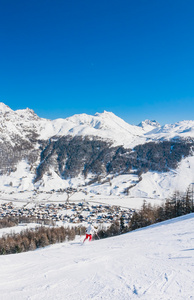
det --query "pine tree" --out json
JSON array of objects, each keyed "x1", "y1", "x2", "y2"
[{"x1": 120, "y1": 216, "x2": 125, "y2": 233}]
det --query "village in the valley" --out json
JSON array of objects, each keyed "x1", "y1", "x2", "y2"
[{"x1": 0, "y1": 200, "x2": 134, "y2": 226}]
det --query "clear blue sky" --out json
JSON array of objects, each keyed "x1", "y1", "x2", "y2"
[{"x1": 0, "y1": 0, "x2": 194, "y2": 125}]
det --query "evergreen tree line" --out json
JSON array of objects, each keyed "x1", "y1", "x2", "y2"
[
  {"x1": 35, "y1": 136, "x2": 194, "y2": 182},
  {"x1": 95, "y1": 186, "x2": 194, "y2": 238},
  {"x1": 94, "y1": 220, "x2": 121, "y2": 240},
  {"x1": 129, "y1": 187, "x2": 194, "y2": 231},
  {"x1": 0, "y1": 225, "x2": 86, "y2": 255}
]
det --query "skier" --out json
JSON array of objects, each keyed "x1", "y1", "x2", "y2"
[{"x1": 83, "y1": 222, "x2": 96, "y2": 243}]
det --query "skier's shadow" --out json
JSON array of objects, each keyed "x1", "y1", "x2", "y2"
[{"x1": 70, "y1": 242, "x2": 82, "y2": 245}]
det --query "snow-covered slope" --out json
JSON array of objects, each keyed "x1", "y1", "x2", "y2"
[
  {"x1": 1, "y1": 103, "x2": 145, "y2": 147},
  {"x1": 146, "y1": 120, "x2": 194, "y2": 141},
  {"x1": 59, "y1": 111, "x2": 146, "y2": 147},
  {"x1": 138, "y1": 119, "x2": 161, "y2": 132},
  {"x1": 1, "y1": 102, "x2": 194, "y2": 146},
  {"x1": 1, "y1": 213, "x2": 194, "y2": 299},
  {"x1": 0, "y1": 102, "x2": 194, "y2": 202}
]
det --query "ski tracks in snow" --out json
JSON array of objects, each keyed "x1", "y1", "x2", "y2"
[
  {"x1": 1, "y1": 214, "x2": 194, "y2": 300},
  {"x1": 141, "y1": 270, "x2": 177, "y2": 297}
]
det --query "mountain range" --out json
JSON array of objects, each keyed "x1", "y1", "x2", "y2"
[{"x1": 0, "y1": 102, "x2": 194, "y2": 203}]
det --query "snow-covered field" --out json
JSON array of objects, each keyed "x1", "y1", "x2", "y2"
[{"x1": 0, "y1": 214, "x2": 194, "y2": 300}]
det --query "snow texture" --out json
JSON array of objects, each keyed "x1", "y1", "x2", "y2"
[{"x1": 0, "y1": 213, "x2": 194, "y2": 299}]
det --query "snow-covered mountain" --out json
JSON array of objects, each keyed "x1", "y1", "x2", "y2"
[
  {"x1": 146, "y1": 120, "x2": 194, "y2": 141},
  {"x1": 138, "y1": 119, "x2": 161, "y2": 131},
  {"x1": 0, "y1": 102, "x2": 194, "y2": 203},
  {"x1": 0, "y1": 103, "x2": 147, "y2": 147},
  {"x1": 1, "y1": 102, "x2": 194, "y2": 146},
  {"x1": 1, "y1": 213, "x2": 194, "y2": 299}
]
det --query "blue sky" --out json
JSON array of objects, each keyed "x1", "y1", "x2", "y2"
[{"x1": 0, "y1": 0, "x2": 194, "y2": 125}]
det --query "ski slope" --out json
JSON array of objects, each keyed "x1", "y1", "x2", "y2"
[{"x1": 0, "y1": 214, "x2": 194, "y2": 300}]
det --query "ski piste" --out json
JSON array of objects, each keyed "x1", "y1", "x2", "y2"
[{"x1": 1, "y1": 214, "x2": 193, "y2": 299}]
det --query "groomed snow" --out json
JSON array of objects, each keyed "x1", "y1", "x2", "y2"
[{"x1": 0, "y1": 214, "x2": 194, "y2": 299}]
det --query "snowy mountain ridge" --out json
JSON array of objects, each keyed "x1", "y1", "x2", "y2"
[
  {"x1": 138, "y1": 119, "x2": 161, "y2": 131},
  {"x1": 0, "y1": 102, "x2": 194, "y2": 202},
  {"x1": 1, "y1": 102, "x2": 194, "y2": 147}
]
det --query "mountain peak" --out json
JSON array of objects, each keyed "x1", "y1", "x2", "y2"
[
  {"x1": 16, "y1": 107, "x2": 40, "y2": 121},
  {"x1": 95, "y1": 110, "x2": 115, "y2": 117},
  {"x1": 138, "y1": 119, "x2": 160, "y2": 128},
  {"x1": 0, "y1": 102, "x2": 12, "y2": 114}
]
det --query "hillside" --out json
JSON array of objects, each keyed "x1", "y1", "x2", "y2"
[
  {"x1": 0, "y1": 213, "x2": 193, "y2": 299},
  {"x1": 0, "y1": 102, "x2": 194, "y2": 204}
]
